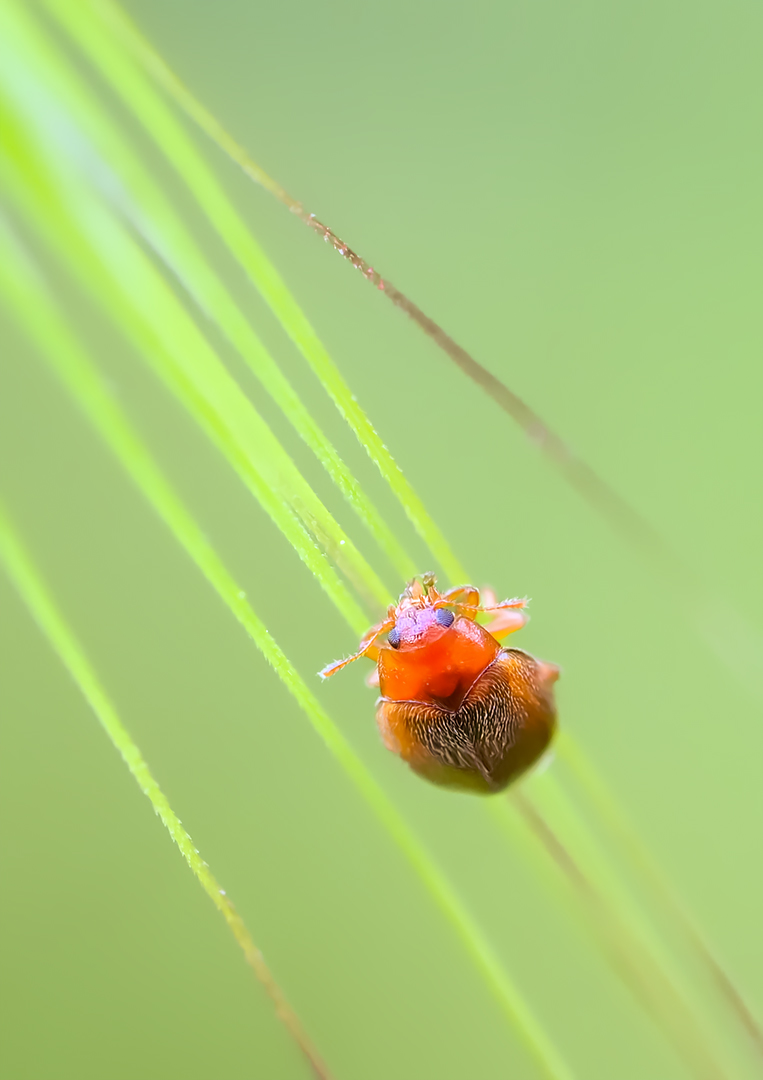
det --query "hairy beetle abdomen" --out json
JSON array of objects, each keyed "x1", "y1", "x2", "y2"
[{"x1": 376, "y1": 649, "x2": 558, "y2": 794}]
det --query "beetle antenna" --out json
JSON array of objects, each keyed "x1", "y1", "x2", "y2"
[
  {"x1": 318, "y1": 617, "x2": 395, "y2": 679},
  {"x1": 318, "y1": 653, "x2": 361, "y2": 679},
  {"x1": 456, "y1": 596, "x2": 530, "y2": 614}
]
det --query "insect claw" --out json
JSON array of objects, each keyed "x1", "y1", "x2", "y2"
[{"x1": 318, "y1": 656, "x2": 348, "y2": 679}]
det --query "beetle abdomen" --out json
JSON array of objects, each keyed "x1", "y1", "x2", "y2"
[{"x1": 376, "y1": 649, "x2": 558, "y2": 794}]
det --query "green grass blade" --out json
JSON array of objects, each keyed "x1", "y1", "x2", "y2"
[
  {"x1": 0, "y1": 30, "x2": 383, "y2": 627},
  {"x1": 0, "y1": 218, "x2": 574, "y2": 1080},
  {"x1": 13, "y1": 0, "x2": 416, "y2": 588},
  {"x1": 0, "y1": 498, "x2": 333, "y2": 1080},
  {"x1": 50, "y1": 0, "x2": 469, "y2": 588}
]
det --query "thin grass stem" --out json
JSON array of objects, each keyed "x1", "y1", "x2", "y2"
[
  {"x1": 0, "y1": 32, "x2": 383, "y2": 629},
  {"x1": 21, "y1": 0, "x2": 416, "y2": 589},
  {"x1": 51, "y1": 0, "x2": 469, "y2": 588},
  {"x1": 72, "y1": 0, "x2": 674, "y2": 572},
  {"x1": 490, "y1": 791, "x2": 752, "y2": 1080},
  {"x1": 556, "y1": 732, "x2": 763, "y2": 1059},
  {"x1": 0, "y1": 503, "x2": 333, "y2": 1080}
]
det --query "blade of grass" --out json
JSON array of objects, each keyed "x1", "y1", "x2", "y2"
[
  {"x1": 0, "y1": 501, "x2": 333, "y2": 1080},
  {"x1": 0, "y1": 44, "x2": 383, "y2": 628},
  {"x1": 0, "y1": 217, "x2": 575, "y2": 1080},
  {"x1": 48, "y1": 0, "x2": 469, "y2": 588},
  {"x1": 68, "y1": 0, "x2": 671, "y2": 576},
  {"x1": 9, "y1": 0, "x2": 417, "y2": 589}
]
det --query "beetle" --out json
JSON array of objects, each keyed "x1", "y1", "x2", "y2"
[{"x1": 320, "y1": 574, "x2": 559, "y2": 794}]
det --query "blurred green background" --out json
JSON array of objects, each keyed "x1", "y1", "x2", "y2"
[{"x1": 1, "y1": 0, "x2": 762, "y2": 1077}]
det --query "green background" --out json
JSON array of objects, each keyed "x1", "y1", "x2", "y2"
[{"x1": 2, "y1": 1, "x2": 762, "y2": 1077}]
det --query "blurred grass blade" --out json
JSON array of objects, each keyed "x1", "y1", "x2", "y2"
[
  {"x1": 14, "y1": 0, "x2": 416, "y2": 589},
  {"x1": 0, "y1": 24, "x2": 384, "y2": 629},
  {"x1": 490, "y1": 788, "x2": 754, "y2": 1080},
  {"x1": 72, "y1": 0, "x2": 645, "y2": 573},
  {"x1": 49, "y1": 0, "x2": 469, "y2": 588},
  {"x1": 557, "y1": 733, "x2": 763, "y2": 1059},
  {"x1": 0, "y1": 219, "x2": 575, "y2": 1080},
  {"x1": 0, "y1": 501, "x2": 333, "y2": 1080}
]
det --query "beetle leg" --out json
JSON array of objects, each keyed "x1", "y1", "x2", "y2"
[
  {"x1": 319, "y1": 615, "x2": 394, "y2": 679},
  {"x1": 439, "y1": 584, "x2": 481, "y2": 619},
  {"x1": 439, "y1": 586, "x2": 527, "y2": 637},
  {"x1": 480, "y1": 587, "x2": 498, "y2": 609},
  {"x1": 449, "y1": 586, "x2": 529, "y2": 639},
  {"x1": 483, "y1": 605, "x2": 529, "y2": 641}
]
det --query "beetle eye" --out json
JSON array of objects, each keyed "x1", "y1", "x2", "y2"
[
  {"x1": 435, "y1": 608, "x2": 455, "y2": 628},
  {"x1": 388, "y1": 627, "x2": 401, "y2": 648}
]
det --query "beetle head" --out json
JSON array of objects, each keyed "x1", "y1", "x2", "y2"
[{"x1": 387, "y1": 575, "x2": 455, "y2": 649}]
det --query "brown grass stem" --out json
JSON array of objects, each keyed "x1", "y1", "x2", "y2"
[
  {"x1": 558, "y1": 733, "x2": 763, "y2": 1061},
  {"x1": 501, "y1": 790, "x2": 738, "y2": 1080}
]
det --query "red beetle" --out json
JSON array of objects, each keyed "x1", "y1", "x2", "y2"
[{"x1": 320, "y1": 574, "x2": 559, "y2": 794}]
